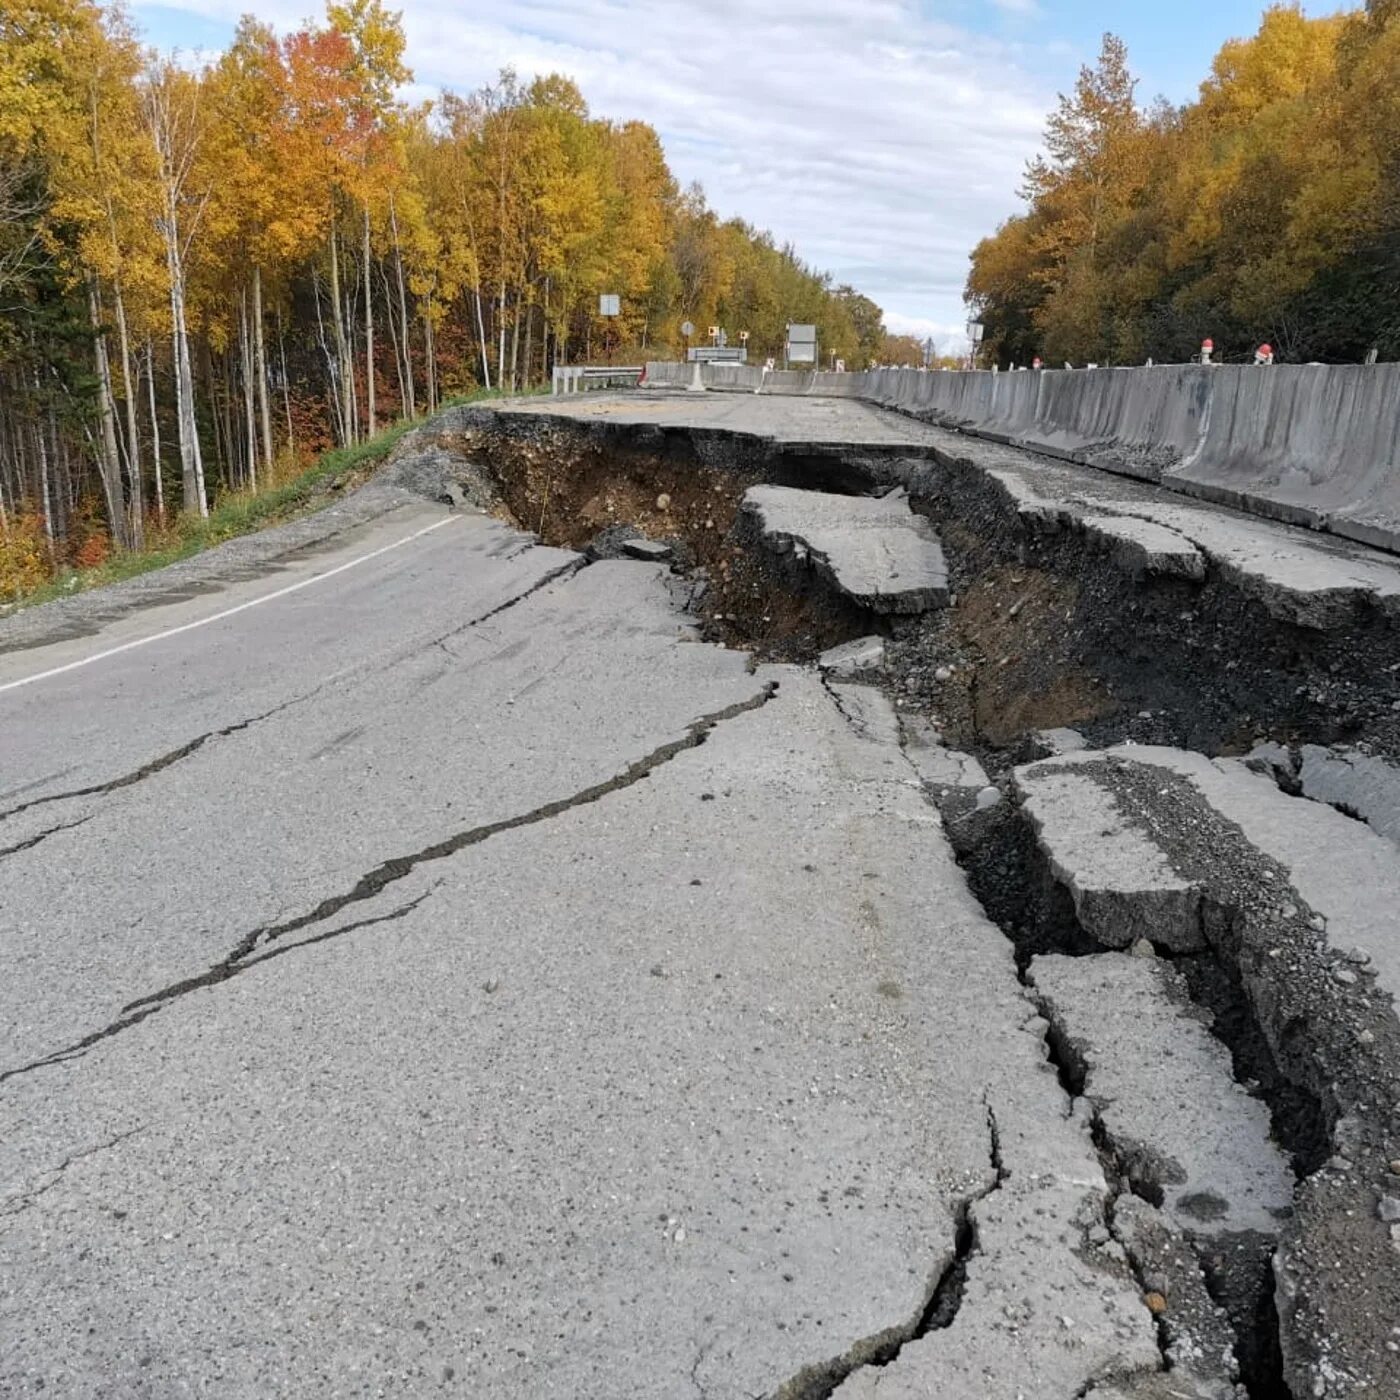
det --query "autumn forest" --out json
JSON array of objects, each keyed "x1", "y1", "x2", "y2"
[
  {"x1": 968, "y1": 2, "x2": 1400, "y2": 371},
  {"x1": 0, "y1": 0, "x2": 893, "y2": 587},
  {"x1": 6, "y1": 0, "x2": 1400, "y2": 593}
]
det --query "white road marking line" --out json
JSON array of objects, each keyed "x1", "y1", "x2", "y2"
[{"x1": 0, "y1": 514, "x2": 460, "y2": 697}]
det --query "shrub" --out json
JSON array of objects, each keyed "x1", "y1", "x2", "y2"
[{"x1": 0, "y1": 515, "x2": 53, "y2": 598}]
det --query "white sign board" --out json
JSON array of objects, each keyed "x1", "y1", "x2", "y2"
[
  {"x1": 599, "y1": 294, "x2": 620, "y2": 317},
  {"x1": 787, "y1": 323, "x2": 818, "y2": 365}
]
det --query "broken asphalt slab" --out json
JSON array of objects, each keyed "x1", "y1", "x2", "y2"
[{"x1": 741, "y1": 484, "x2": 949, "y2": 614}]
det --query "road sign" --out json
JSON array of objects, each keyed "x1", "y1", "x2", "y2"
[
  {"x1": 599, "y1": 293, "x2": 620, "y2": 317},
  {"x1": 787, "y1": 323, "x2": 817, "y2": 366},
  {"x1": 681, "y1": 320, "x2": 695, "y2": 338},
  {"x1": 966, "y1": 321, "x2": 984, "y2": 344}
]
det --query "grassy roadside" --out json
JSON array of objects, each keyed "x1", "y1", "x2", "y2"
[{"x1": 6, "y1": 389, "x2": 515, "y2": 615}]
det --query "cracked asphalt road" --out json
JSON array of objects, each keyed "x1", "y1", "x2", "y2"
[{"x1": 1, "y1": 495, "x2": 1159, "y2": 1397}]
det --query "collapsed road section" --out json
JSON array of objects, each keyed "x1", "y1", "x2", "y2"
[{"x1": 382, "y1": 389, "x2": 1400, "y2": 1397}]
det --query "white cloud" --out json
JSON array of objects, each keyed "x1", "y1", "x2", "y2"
[
  {"x1": 883, "y1": 310, "x2": 972, "y2": 344},
  {"x1": 136, "y1": 0, "x2": 1055, "y2": 331}
]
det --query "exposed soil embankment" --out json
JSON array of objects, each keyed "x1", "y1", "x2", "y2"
[
  {"x1": 409, "y1": 411, "x2": 877, "y2": 661},
  {"x1": 881, "y1": 449, "x2": 1400, "y2": 767},
  {"x1": 391, "y1": 405, "x2": 1400, "y2": 768}
]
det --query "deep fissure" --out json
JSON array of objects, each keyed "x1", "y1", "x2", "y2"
[
  {"x1": 409, "y1": 408, "x2": 1398, "y2": 1398},
  {"x1": 940, "y1": 779, "x2": 1312, "y2": 1398}
]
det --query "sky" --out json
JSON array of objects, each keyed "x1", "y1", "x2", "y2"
[{"x1": 131, "y1": 0, "x2": 1351, "y2": 349}]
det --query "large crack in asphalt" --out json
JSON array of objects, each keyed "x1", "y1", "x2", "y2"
[
  {"x1": 436, "y1": 555, "x2": 587, "y2": 643},
  {"x1": 0, "y1": 683, "x2": 778, "y2": 1088},
  {"x1": 0, "y1": 694, "x2": 316, "y2": 831},
  {"x1": 768, "y1": 1095, "x2": 1007, "y2": 1400},
  {"x1": 940, "y1": 760, "x2": 1324, "y2": 1398},
  {"x1": 0, "y1": 814, "x2": 93, "y2": 860},
  {"x1": 0, "y1": 556, "x2": 589, "y2": 843}
]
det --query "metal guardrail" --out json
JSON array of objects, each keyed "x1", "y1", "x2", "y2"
[{"x1": 551, "y1": 365, "x2": 646, "y2": 395}]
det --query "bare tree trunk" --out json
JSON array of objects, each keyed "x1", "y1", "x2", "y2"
[
  {"x1": 87, "y1": 280, "x2": 131, "y2": 548},
  {"x1": 389, "y1": 196, "x2": 414, "y2": 417},
  {"x1": 328, "y1": 223, "x2": 354, "y2": 444},
  {"x1": 239, "y1": 282, "x2": 257, "y2": 491},
  {"x1": 277, "y1": 306, "x2": 294, "y2": 452},
  {"x1": 146, "y1": 67, "x2": 207, "y2": 517},
  {"x1": 32, "y1": 371, "x2": 54, "y2": 561},
  {"x1": 49, "y1": 398, "x2": 68, "y2": 545},
  {"x1": 383, "y1": 263, "x2": 407, "y2": 414},
  {"x1": 202, "y1": 336, "x2": 228, "y2": 492},
  {"x1": 510, "y1": 291, "x2": 522, "y2": 392},
  {"x1": 91, "y1": 77, "x2": 143, "y2": 548},
  {"x1": 146, "y1": 338, "x2": 164, "y2": 524},
  {"x1": 363, "y1": 202, "x2": 375, "y2": 436},
  {"x1": 170, "y1": 260, "x2": 205, "y2": 515},
  {"x1": 252, "y1": 263, "x2": 274, "y2": 469},
  {"x1": 111, "y1": 280, "x2": 144, "y2": 548},
  {"x1": 423, "y1": 296, "x2": 437, "y2": 413},
  {"x1": 542, "y1": 275, "x2": 551, "y2": 381},
  {"x1": 474, "y1": 285, "x2": 491, "y2": 390},
  {"x1": 497, "y1": 279, "x2": 507, "y2": 391},
  {"x1": 462, "y1": 214, "x2": 491, "y2": 390}
]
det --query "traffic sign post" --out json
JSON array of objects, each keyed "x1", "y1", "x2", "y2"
[
  {"x1": 599, "y1": 294, "x2": 620, "y2": 365},
  {"x1": 966, "y1": 320, "x2": 984, "y2": 371},
  {"x1": 786, "y1": 323, "x2": 817, "y2": 369}
]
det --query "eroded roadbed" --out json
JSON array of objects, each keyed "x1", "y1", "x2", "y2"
[
  {"x1": 2, "y1": 392, "x2": 1399, "y2": 1398},
  {"x1": 378, "y1": 391, "x2": 1400, "y2": 1396}
]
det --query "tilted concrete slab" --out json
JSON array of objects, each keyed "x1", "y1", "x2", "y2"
[
  {"x1": 1106, "y1": 746, "x2": 1400, "y2": 1005},
  {"x1": 741, "y1": 484, "x2": 949, "y2": 614},
  {"x1": 898, "y1": 715, "x2": 990, "y2": 790},
  {"x1": 1298, "y1": 745, "x2": 1400, "y2": 849},
  {"x1": 1108, "y1": 1194, "x2": 1242, "y2": 1394},
  {"x1": 832, "y1": 1164, "x2": 1163, "y2": 1399},
  {"x1": 1011, "y1": 763, "x2": 1203, "y2": 952},
  {"x1": 1033, "y1": 727, "x2": 1090, "y2": 757},
  {"x1": 1030, "y1": 953, "x2": 1293, "y2": 1239},
  {"x1": 1016, "y1": 745, "x2": 1400, "y2": 1005},
  {"x1": 1077, "y1": 513, "x2": 1207, "y2": 581},
  {"x1": 939, "y1": 433, "x2": 1400, "y2": 629},
  {"x1": 818, "y1": 634, "x2": 886, "y2": 677}
]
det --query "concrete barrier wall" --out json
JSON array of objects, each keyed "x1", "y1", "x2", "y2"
[
  {"x1": 1165, "y1": 363, "x2": 1400, "y2": 550},
  {"x1": 641, "y1": 360, "x2": 1400, "y2": 554}
]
